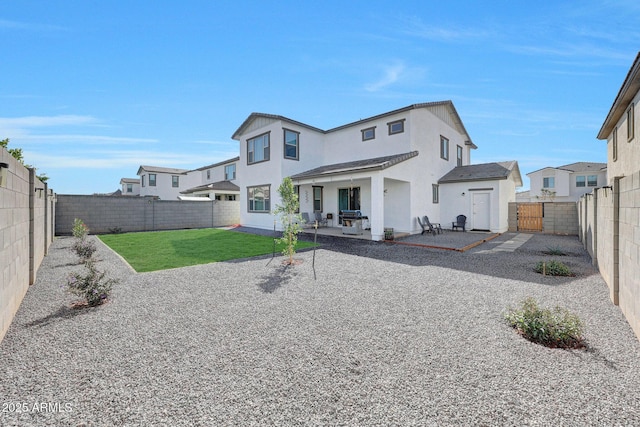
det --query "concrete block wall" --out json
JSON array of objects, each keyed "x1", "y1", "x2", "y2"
[
  {"x1": 56, "y1": 195, "x2": 240, "y2": 235},
  {"x1": 507, "y1": 203, "x2": 518, "y2": 232},
  {"x1": 542, "y1": 202, "x2": 579, "y2": 235},
  {"x1": 618, "y1": 172, "x2": 640, "y2": 338},
  {"x1": 1, "y1": 148, "x2": 54, "y2": 343}
]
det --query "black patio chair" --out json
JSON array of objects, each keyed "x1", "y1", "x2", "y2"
[{"x1": 452, "y1": 215, "x2": 467, "y2": 232}]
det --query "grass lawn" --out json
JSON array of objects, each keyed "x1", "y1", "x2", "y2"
[{"x1": 98, "y1": 228, "x2": 316, "y2": 272}]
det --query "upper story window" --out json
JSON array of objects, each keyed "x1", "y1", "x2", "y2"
[
  {"x1": 206, "y1": 170, "x2": 211, "y2": 180},
  {"x1": 543, "y1": 177, "x2": 555, "y2": 189},
  {"x1": 149, "y1": 174, "x2": 157, "y2": 187},
  {"x1": 172, "y1": 175, "x2": 179, "y2": 188},
  {"x1": 440, "y1": 136, "x2": 449, "y2": 160},
  {"x1": 576, "y1": 176, "x2": 586, "y2": 187},
  {"x1": 361, "y1": 127, "x2": 376, "y2": 141},
  {"x1": 141, "y1": 175, "x2": 146, "y2": 187},
  {"x1": 225, "y1": 164, "x2": 236, "y2": 180},
  {"x1": 247, "y1": 132, "x2": 270, "y2": 164},
  {"x1": 387, "y1": 119, "x2": 405, "y2": 135},
  {"x1": 613, "y1": 127, "x2": 618, "y2": 161},
  {"x1": 283, "y1": 129, "x2": 299, "y2": 160},
  {"x1": 587, "y1": 175, "x2": 598, "y2": 187},
  {"x1": 126, "y1": 184, "x2": 133, "y2": 193},
  {"x1": 627, "y1": 103, "x2": 635, "y2": 141},
  {"x1": 432, "y1": 184, "x2": 439, "y2": 204},
  {"x1": 248, "y1": 185, "x2": 270, "y2": 212},
  {"x1": 456, "y1": 145, "x2": 463, "y2": 166}
]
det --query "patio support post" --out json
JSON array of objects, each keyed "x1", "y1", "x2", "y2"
[{"x1": 370, "y1": 174, "x2": 385, "y2": 241}]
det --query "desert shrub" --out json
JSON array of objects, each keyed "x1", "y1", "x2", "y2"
[
  {"x1": 66, "y1": 260, "x2": 118, "y2": 306},
  {"x1": 72, "y1": 238, "x2": 97, "y2": 262},
  {"x1": 108, "y1": 226, "x2": 122, "y2": 234},
  {"x1": 72, "y1": 218, "x2": 89, "y2": 239},
  {"x1": 535, "y1": 260, "x2": 572, "y2": 276},
  {"x1": 504, "y1": 297, "x2": 585, "y2": 349},
  {"x1": 544, "y1": 246, "x2": 567, "y2": 256}
]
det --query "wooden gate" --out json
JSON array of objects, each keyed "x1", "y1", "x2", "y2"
[{"x1": 517, "y1": 203, "x2": 543, "y2": 232}]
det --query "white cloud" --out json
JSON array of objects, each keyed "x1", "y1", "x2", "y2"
[
  {"x1": 0, "y1": 19, "x2": 66, "y2": 32},
  {"x1": 364, "y1": 62, "x2": 406, "y2": 92},
  {"x1": 0, "y1": 115, "x2": 97, "y2": 128}
]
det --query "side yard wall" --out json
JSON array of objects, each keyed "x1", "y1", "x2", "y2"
[
  {"x1": 55, "y1": 195, "x2": 240, "y2": 235},
  {"x1": 579, "y1": 174, "x2": 640, "y2": 340},
  {"x1": 508, "y1": 202, "x2": 578, "y2": 234},
  {"x1": 1, "y1": 148, "x2": 55, "y2": 343}
]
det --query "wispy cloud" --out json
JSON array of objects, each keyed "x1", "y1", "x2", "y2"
[
  {"x1": 0, "y1": 115, "x2": 97, "y2": 128},
  {"x1": 399, "y1": 16, "x2": 492, "y2": 42},
  {"x1": 365, "y1": 63, "x2": 406, "y2": 92},
  {"x1": 19, "y1": 134, "x2": 157, "y2": 145},
  {"x1": 0, "y1": 19, "x2": 66, "y2": 32}
]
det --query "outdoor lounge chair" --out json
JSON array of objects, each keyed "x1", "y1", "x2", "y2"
[
  {"x1": 300, "y1": 212, "x2": 313, "y2": 228},
  {"x1": 424, "y1": 216, "x2": 442, "y2": 234},
  {"x1": 452, "y1": 215, "x2": 467, "y2": 232},
  {"x1": 417, "y1": 216, "x2": 440, "y2": 236},
  {"x1": 314, "y1": 212, "x2": 328, "y2": 227}
]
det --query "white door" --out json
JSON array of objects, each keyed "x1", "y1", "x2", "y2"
[{"x1": 472, "y1": 193, "x2": 491, "y2": 231}]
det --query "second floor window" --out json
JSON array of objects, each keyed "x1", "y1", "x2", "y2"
[
  {"x1": 543, "y1": 177, "x2": 555, "y2": 188},
  {"x1": 587, "y1": 175, "x2": 598, "y2": 187},
  {"x1": 628, "y1": 103, "x2": 635, "y2": 141},
  {"x1": 576, "y1": 176, "x2": 586, "y2": 187},
  {"x1": 284, "y1": 129, "x2": 299, "y2": 160},
  {"x1": 248, "y1": 133, "x2": 270, "y2": 164},
  {"x1": 456, "y1": 145, "x2": 463, "y2": 166},
  {"x1": 172, "y1": 176, "x2": 179, "y2": 188},
  {"x1": 440, "y1": 136, "x2": 449, "y2": 160},
  {"x1": 225, "y1": 164, "x2": 236, "y2": 180},
  {"x1": 207, "y1": 170, "x2": 210, "y2": 180},
  {"x1": 141, "y1": 176, "x2": 145, "y2": 187},
  {"x1": 432, "y1": 184, "x2": 439, "y2": 204},
  {"x1": 388, "y1": 120, "x2": 404, "y2": 135},
  {"x1": 362, "y1": 127, "x2": 375, "y2": 141},
  {"x1": 149, "y1": 174, "x2": 156, "y2": 187},
  {"x1": 127, "y1": 184, "x2": 133, "y2": 193}
]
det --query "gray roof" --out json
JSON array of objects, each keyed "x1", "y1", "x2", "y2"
[
  {"x1": 598, "y1": 51, "x2": 640, "y2": 139},
  {"x1": 290, "y1": 151, "x2": 419, "y2": 180},
  {"x1": 180, "y1": 180, "x2": 240, "y2": 194},
  {"x1": 527, "y1": 162, "x2": 607, "y2": 175},
  {"x1": 439, "y1": 161, "x2": 522, "y2": 186},
  {"x1": 137, "y1": 165, "x2": 190, "y2": 175},
  {"x1": 119, "y1": 178, "x2": 140, "y2": 184},
  {"x1": 193, "y1": 156, "x2": 240, "y2": 171}
]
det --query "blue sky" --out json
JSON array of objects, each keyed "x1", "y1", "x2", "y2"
[{"x1": 1, "y1": 1, "x2": 638, "y2": 194}]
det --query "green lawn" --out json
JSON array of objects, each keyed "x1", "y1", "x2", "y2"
[{"x1": 98, "y1": 228, "x2": 316, "y2": 272}]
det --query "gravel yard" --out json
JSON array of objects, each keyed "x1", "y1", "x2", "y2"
[{"x1": 1, "y1": 231, "x2": 639, "y2": 426}]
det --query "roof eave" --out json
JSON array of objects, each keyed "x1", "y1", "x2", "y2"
[{"x1": 598, "y1": 51, "x2": 640, "y2": 140}]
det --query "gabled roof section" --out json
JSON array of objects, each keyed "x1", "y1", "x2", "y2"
[
  {"x1": 290, "y1": 151, "x2": 419, "y2": 180},
  {"x1": 193, "y1": 156, "x2": 240, "y2": 172},
  {"x1": 119, "y1": 178, "x2": 140, "y2": 184},
  {"x1": 137, "y1": 165, "x2": 189, "y2": 175},
  {"x1": 180, "y1": 180, "x2": 240, "y2": 194},
  {"x1": 527, "y1": 162, "x2": 607, "y2": 175},
  {"x1": 232, "y1": 113, "x2": 324, "y2": 140},
  {"x1": 232, "y1": 101, "x2": 476, "y2": 148},
  {"x1": 598, "y1": 51, "x2": 640, "y2": 140},
  {"x1": 439, "y1": 161, "x2": 522, "y2": 187}
]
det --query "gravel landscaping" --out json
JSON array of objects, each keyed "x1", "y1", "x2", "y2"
[{"x1": 1, "y1": 231, "x2": 640, "y2": 426}]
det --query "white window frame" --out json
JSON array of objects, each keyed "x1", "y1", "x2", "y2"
[
  {"x1": 283, "y1": 129, "x2": 299, "y2": 160},
  {"x1": 543, "y1": 177, "x2": 555, "y2": 189},
  {"x1": 440, "y1": 136, "x2": 449, "y2": 160},
  {"x1": 149, "y1": 174, "x2": 156, "y2": 187},
  {"x1": 225, "y1": 164, "x2": 236, "y2": 180},
  {"x1": 248, "y1": 185, "x2": 270, "y2": 212},
  {"x1": 172, "y1": 175, "x2": 179, "y2": 188},
  {"x1": 576, "y1": 176, "x2": 586, "y2": 187},
  {"x1": 247, "y1": 132, "x2": 270, "y2": 164},
  {"x1": 587, "y1": 175, "x2": 598, "y2": 187},
  {"x1": 628, "y1": 103, "x2": 635, "y2": 142},
  {"x1": 432, "y1": 184, "x2": 439, "y2": 204}
]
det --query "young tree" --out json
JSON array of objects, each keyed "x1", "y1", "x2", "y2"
[
  {"x1": 274, "y1": 177, "x2": 303, "y2": 264},
  {"x1": 1, "y1": 138, "x2": 49, "y2": 182}
]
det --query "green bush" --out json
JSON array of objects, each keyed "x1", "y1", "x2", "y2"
[
  {"x1": 66, "y1": 260, "x2": 118, "y2": 306},
  {"x1": 504, "y1": 297, "x2": 586, "y2": 349},
  {"x1": 72, "y1": 238, "x2": 97, "y2": 262},
  {"x1": 535, "y1": 260, "x2": 573, "y2": 276},
  {"x1": 72, "y1": 218, "x2": 89, "y2": 239},
  {"x1": 544, "y1": 246, "x2": 566, "y2": 256}
]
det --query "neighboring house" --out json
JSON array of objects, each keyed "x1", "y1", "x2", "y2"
[
  {"x1": 231, "y1": 101, "x2": 517, "y2": 240},
  {"x1": 524, "y1": 162, "x2": 607, "y2": 202},
  {"x1": 119, "y1": 178, "x2": 140, "y2": 196},
  {"x1": 438, "y1": 161, "x2": 522, "y2": 233},
  {"x1": 515, "y1": 190, "x2": 531, "y2": 202},
  {"x1": 137, "y1": 166, "x2": 193, "y2": 200},
  {"x1": 179, "y1": 157, "x2": 240, "y2": 201}
]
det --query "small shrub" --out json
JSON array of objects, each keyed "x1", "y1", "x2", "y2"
[
  {"x1": 535, "y1": 260, "x2": 573, "y2": 276},
  {"x1": 72, "y1": 218, "x2": 89, "y2": 239},
  {"x1": 66, "y1": 260, "x2": 118, "y2": 306},
  {"x1": 72, "y1": 238, "x2": 97, "y2": 262},
  {"x1": 108, "y1": 226, "x2": 122, "y2": 234},
  {"x1": 544, "y1": 246, "x2": 567, "y2": 256},
  {"x1": 504, "y1": 297, "x2": 586, "y2": 349}
]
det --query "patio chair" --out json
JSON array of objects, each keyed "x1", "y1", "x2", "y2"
[
  {"x1": 423, "y1": 216, "x2": 442, "y2": 234},
  {"x1": 452, "y1": 214, "x2": 467, "y2": 232},
  {"x1": 300, "y1": 212, "x2": 313, "y2": 228},
  {"x1": 314, "y1": 212, "x2": 328, "y2": 227},
  {"x1": 417, "y1": 216, "x2": 437, "y2": 236}
]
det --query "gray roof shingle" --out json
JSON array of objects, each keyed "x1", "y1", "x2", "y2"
[
  {"x1": 438, "y1": 161, "x2": 521, "y2": 184},
  {"x1": 290, "y1": 152, "x2": 419, "y2": 180}
]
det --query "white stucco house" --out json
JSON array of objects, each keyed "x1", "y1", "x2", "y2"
[
  {"x1": 524, "y1": 162, "x2": 607, "y2": 202},
  {"x1": 137, "y1": 165, "x2": 195, "y2": 200},
  {"x1": 179, "y1": 157, "x2": 240, "y2": 201},
  {"x1": 119, "y1": 178, "x2": 140, "y2": 196},
  {"x1": 232, "y1": 101, "x2": 520, "y2": 240}
]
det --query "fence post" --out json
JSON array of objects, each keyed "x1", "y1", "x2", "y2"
[{"x1": 28, "y1": 168, "x2": 35, "y2": 285}]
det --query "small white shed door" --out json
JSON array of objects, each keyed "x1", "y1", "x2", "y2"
[{"x1": 472, "y1": 192, "x2": 491, "y2": 231}]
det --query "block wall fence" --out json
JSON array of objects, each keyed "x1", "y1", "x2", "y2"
[
  {"x1": 507, "y1": 202, "x2": 579, "y2": 235},
  {"x1": 1, "y1": 147, "x2": 55, "y2": 343},
  {"x1": 579, "y1": 174, "x2": 640, "y2": 340}
]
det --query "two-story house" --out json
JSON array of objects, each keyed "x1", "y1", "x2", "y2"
[
  {"x1": 179, "y1": 157, "x2": 240, "y2": 201},
  {"x1": 119, "y1": 178, "x2": 140, "y2": 196},
  {"x1": 137, "y1": 166, "x2": 195, "y2": 200},
  {"x1": 232, "y1": 101, "x2": 520, "y2": 240},
  {"x1": 525, "y1": 162, "x2": 607, "y2": 202}
]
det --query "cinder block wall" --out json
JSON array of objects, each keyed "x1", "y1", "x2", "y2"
[
  {"x1": 618, "y1": 172, "x2": 640, "y2": 338},
  {"x1": 1, "y1": 148, "x2": 54, "y2": 343},
  {"x1": 542, "y1": 202, "x2": 579, "y2": 235},
  {"x1": 55, "y1": 195, "x2": 240, "y2": 235}
]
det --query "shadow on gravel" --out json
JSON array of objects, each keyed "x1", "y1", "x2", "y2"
[
  {"x1": 25, "y1": 305, "x2": 93, "y2": 327},
  {"x1": 257, "y1": 263, "x2": 300, "y2": 293}
]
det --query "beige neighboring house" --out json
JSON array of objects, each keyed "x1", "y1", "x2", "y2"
[
  {"x1": 523, "y1": 162, "x2": 607, "y2": 202},
  {"x1": 119, "y1": 178, "x2": 140, "y2": 196}
]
